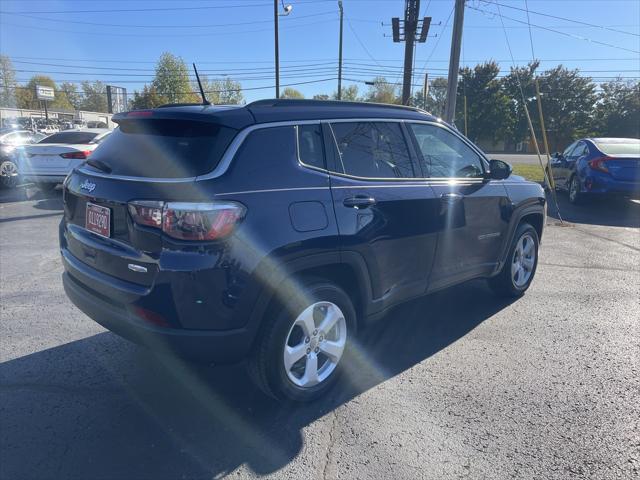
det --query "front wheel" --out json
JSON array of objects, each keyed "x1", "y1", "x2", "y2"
[
  {"x1": 248, "y1": 280, "x2": 356, "y2": 402},
  {"x1": 488, "y1": 223, "x2": 539, "y2": 297}
]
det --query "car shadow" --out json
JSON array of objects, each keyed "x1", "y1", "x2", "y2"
[
  {"x1": 546, "y1": 190, "x2": 640, "y2": 228},
  {"x1": 0, "y1": 280, "x2": 515, "y2": 479},
  {"x1": 0, "y1": 184, "x2": 62, "y2": 208}
]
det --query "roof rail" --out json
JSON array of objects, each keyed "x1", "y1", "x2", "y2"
[{"x1": 246, "y1": 98, "x2": 426, "y2": 113}]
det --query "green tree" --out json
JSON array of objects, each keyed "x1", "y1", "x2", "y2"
[
  {"x1": 455, "y1": 61, "x2": 514, "y2": 145},
  {"x1": 281, "y1": 87, "x2": 304, "y2": 99},
  {"x1": 130, "y1": 85, "x2": 168, "y2": 110},
  {"x1": 364, "y1": 77, "x2": 399, "y2": 104},
  {"x1": 501, "y1": 61, "x2": 540, "y2": 148},
  {"x1": 152, "y1": 52, "x2": 198, "y2": 104},
  {"x1": 16, "y1": 75, "x2": 73, "y2": 111},
  {"x1": 411, "y1": 77, "x2": 448, "y2": 116},
  {"x1": 0, "y1": 55, "x2": 17, "y2": 108},
  {"x1": 595, "y1": 79, "x2": 640, "y2": 138},
  {"x1": 197, "y1": 76, "x2": 244, "y2": 104},
  {"x1": 59, "y1": 82, "x2": 82, "y2": 110},
  {"x1": 332, "y1": 84, "x2": 360, "y2": 101},
  {"x1": 537, "y1": 66, "x2": 597, "y2": 150},
  {"x1": 80, "y1": 81, "x2": 108, "y2": 112}
]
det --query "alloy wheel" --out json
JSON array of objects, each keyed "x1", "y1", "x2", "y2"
[
  {"x1": 569, "y1": 177, "x2": 579, "y2": 203},
  {"x1": 283, "y1": 301, "x2": 347, "y2": 388},
  {"x1": 511, "y1": 233, "x2": 536, "y2": 288},
  {"x1": 0, "y1": 160, "x2": 18, "y2": 188}
]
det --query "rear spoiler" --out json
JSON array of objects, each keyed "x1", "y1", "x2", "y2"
[{"x1": 112, "y1": 108, "x2": 254, "y2": 130}]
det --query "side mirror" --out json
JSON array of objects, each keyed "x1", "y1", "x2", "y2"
[{"x1": 487, "y1": 159, "x2": 512, "y2": 180}]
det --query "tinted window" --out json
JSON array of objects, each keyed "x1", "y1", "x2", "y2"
[
  {"x1": 409, "y1": 123, "x2": 484, "y2": 178},
  {"x1": 562, "y1": 141, "x2": 578, "y2": 158},
  {"x1": 298, "y1": 124, "x2": 325, "y2": 169},
  {"x1": 329, "y1": 122, "x2": 414, "y2": 178},
  {"x1": 40, "y1": 132, "x2": 98, "y2": 144},
  {"x1": 567, "y1": 142, "x2": 588, "y2": 159},
  {"x1": 88, "y1": 120, "x2": 236, "y2": 178}
]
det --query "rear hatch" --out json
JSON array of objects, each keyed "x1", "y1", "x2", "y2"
[{"x1": 61, "y1": 108, "x2": 252, "y2": 286}]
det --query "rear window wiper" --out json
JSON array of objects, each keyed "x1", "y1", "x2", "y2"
[{"x1": 85, "y1": 159, "x2": 112, "y2": 174}]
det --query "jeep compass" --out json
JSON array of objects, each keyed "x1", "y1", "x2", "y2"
[{"x1": 60, "y1": 99, "x2": 545, "y2": 401}]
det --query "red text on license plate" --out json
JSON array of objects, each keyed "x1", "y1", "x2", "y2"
[{"x1": 86, "y1": 202, "x2": 111, "y2": 237}]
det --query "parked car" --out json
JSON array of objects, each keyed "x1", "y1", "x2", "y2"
[
  {"x1": 0, "y1": 129, "x2": 47, "y2": 188},
  {"x1": 17, "y1": 128, "x2": 111, "y2": 191},
  {"x1": 548, "y1": 137, "x2": 640, "y2": 204},
  {"x1": 60, "y1": 100, "x2": 546, "y2": 401}
]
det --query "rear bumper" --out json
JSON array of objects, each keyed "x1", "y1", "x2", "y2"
[
  {"x1": 584, "y1": 174, "x2": 640, "y2": 196},
  {"x1": 61, "y1": 253, "x2": 257, "y2": 363},
  {"x1": 23, "y1": 175, "x2": 67, "y2": 184}
]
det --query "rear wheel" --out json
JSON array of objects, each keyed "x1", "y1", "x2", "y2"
[
  {"x1": 248, "y1": 279, "x2": 356, "y2": 402},
  {"x1": 488, "y1": 223, "x2": 539, "y2": 297},
  {"x1": 0, "y1": 160, "x2": 19, "y2": 188},
  {"x1": 568, "y1": 175, "x2": 583, "y2": 204}
]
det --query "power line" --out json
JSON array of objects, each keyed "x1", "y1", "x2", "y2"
[
  {"x1": 467, "y1": 4, "x2": 640, "y2": 54},
  {"x1": 489, "y1": 0, "x2": 640, "y2": 37}
]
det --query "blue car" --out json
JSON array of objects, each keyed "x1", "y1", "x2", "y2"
[{"x1": 549, "y1": 137, "x2": 640, "y2": 204}]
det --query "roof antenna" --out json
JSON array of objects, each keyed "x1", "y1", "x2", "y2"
[{"x1": 192, "y1": 63, "x2": 211, "y2": 105}]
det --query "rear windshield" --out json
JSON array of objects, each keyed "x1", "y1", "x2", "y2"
[
  {"x1": 39, "y1": 132, "x2": 98, "y2": 144},
  {"x1": 595, "y1": 140, "x2": 640, "y2": 156},
  {"x1": 88, "y1": 119, "x2": 236, "y2": 178}
]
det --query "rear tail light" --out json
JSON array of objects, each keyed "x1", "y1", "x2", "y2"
[
  {"x1": 588, "y1": 156, "x2": 611, "y2": 173},
  {"x1": 128, "y1": 201, "x2": 245, "y2": 241},
  {"x1": 60, "y1": 150, "x2": 92, "y2": 159}
]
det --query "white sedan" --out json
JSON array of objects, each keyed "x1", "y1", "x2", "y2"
[{"x1": 16, "y1": 129, "x2": 111, "y2": 190}]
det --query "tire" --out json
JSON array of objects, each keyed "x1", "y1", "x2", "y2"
[
  {"x1": 568, "y1": 175, "x2": 583, "y2": 204},
  {"x1": 488, "y1": 223, "x2": 539, "y2": 297},
  {"x1": 0, "y1": 160, "x2": 19, "y2": 189},
  {"x1": 248, "y1": 279, "x2": 356, "y2": 402}
]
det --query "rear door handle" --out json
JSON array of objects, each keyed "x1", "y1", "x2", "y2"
[
  {"x1": 440, "y1": 193, "x2": 464, "y2": 204},
  {"x1": 343, "y1": 195, "x2": 376, "y2": 209}
]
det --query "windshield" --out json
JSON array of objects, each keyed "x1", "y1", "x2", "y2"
[
  {"x1": 39, "y1": 131, "x2": 99, "y2": 144},
  {"x1": 595, "y1": 139, "x2": 640, "y2": 156},
  {"x1": 88, "y1": 119, "x2": 236, "y2": 178}
]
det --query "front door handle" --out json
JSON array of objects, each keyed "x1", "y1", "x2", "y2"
[
  {"x1": 343, "y1": 195, "x2": 376, "y2": 209},
  {"x1": 440, "y1": 193, "x2": 464, "y2": 204}
]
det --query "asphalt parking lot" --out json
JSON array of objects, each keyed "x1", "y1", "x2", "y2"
[{"x1": 1, "y1": 186, "x2": 639, "y2": 480}]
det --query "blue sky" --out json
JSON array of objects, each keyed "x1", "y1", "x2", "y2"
[{"x1": 0, "y1": 0, "x2": 638, "y2": 102}]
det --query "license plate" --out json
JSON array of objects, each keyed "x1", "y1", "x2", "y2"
[{"x1": 85, "y1": 202, "x2": 111, "y2": 238}]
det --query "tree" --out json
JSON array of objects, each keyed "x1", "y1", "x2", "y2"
[
  {"x1": 80, "y1": 81, "x2": 108, "y2": 112},
  {"x1": 130, "y1": 85, "x2": 168, "y2": 110},
  {"x1": 595, "y1": 79, "x2": 640, "y2": 138},
  {"x1": 15, "y1": 75, "x2": 73, "y2": 111},
  {"x1": 537, "y1": 66, "x2": 597, "y2": 151},
  {"x1": 331, "y1": 84, "x2": 360, "y2": 101},
  {"x1": 455, "y1": 62, "x2": 514, "y2": 145},
  {"x1": 197, "y1": 76, "x2": 244, "y2": 105},
  {"x1": 313, "y1": 94, "x2": 330, "y2": 100},
  {"x1": 364, "y1": 77, "x2": 399, "y2": 104},
  {"x1": 0, "y1": 55, "x2": 17, "y2": 108},
  {"x1": 152, "y1": 52, "x2": 198, "y2": 104},
  {"x1": 59, "y1": 82, "x2": 82, "y2": 110},
  {"x1": 281, "y1": 87, "x2": 304, "y2": 99},
  {"x1": 501, "y1": 61, "x2": 540, "y2": 148}
]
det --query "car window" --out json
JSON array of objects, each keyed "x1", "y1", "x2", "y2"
[
  {"x1": 329, "y1": 121, "x2": 414, "y2": 179},
  {"x1": 408, "y1": 123, "x2": 484, "y2": 178},
  {"x1": 297, "y1": 124, "x2": 325, "y2": 169},
  {"x1": 39, "y1": 132, "x2": 99, "y2": 144},
  {"x1": 595, "y1": 139, "x2": 640, "y2": 155},
  {"x1": 562, "y1": 141, "x2": 578, "y2": 158},
  {"x1": 567, "y1": 142, "x2": 588, "y2": 160}
]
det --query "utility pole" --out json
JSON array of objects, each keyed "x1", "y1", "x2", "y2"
[
  {"x1": 337, "y1": 1, "x2": 344, "y2": 100},
  {"x1": 444, "y1": 0, "x2": 465, "y2": 123},
  {"x1": 422, "y1": 72, "x2": 429, "y2": 110},
  {"x1": 274, "y1": 0, "x2": 280, "y2": 98},
  {"x1": 392, "y1": 1, "x2": 431, "y2": 105}
]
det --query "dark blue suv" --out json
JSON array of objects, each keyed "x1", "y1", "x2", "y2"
[{"x1": 60, "y1": 99, "x2": 546, "y2": 401}]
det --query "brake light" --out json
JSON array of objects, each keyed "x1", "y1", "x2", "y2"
[
  {"x1": 128, "y1": 201, "x2": 245, "y2": 241},
  {"x1": 60, "y1": 150, "x2": 92, "y2": 159},
  {"x1": 588, "y1": 156, "x2": 611, "y2": 173}
]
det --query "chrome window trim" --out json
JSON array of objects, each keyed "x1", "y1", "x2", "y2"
[{"x1": 75, "y1": 116, "x2": 491, "y2": 184}]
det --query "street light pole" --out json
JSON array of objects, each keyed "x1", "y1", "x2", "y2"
[
  {"x1": 274, "y1": 0, "x2": 280, "y2": 99},
  {"x1": 337, "y1": 1, "x2": 344, "y2": 100}
]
